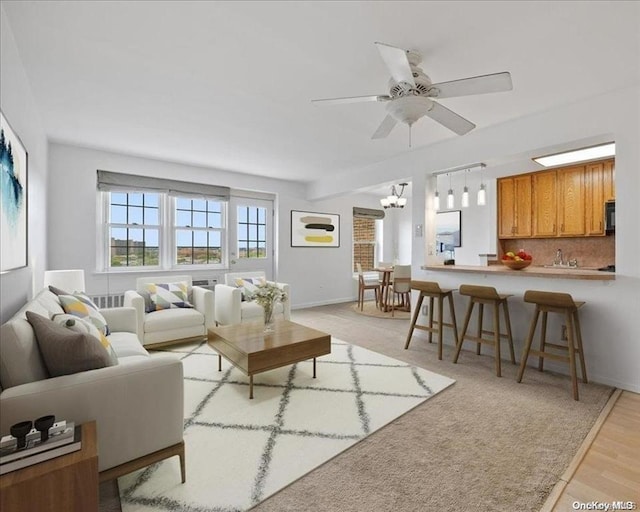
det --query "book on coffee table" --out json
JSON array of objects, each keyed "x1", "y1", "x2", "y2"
[{"x1": 0, "y1": 424, "x2": 82, "y2": 475}]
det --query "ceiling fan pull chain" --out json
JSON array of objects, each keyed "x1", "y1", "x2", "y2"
[{"x1": 409, "y1": 123, "x2": 412, "y2": 148}]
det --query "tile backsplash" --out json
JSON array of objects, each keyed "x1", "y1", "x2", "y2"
[{"x1": 501, "y1": 236, "x2": 615, "y2": 269}]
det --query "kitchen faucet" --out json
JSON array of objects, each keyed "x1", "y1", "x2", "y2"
[{"x1": 554, "y1": 248, "x2": 564, "y2": 266}]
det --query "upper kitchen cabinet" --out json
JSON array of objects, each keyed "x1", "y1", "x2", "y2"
[
  {"x1": 585, "y1": 158, "x2": 615, "y2": 236},
  {"x1": 557, "y1": 165, "x2": 586, "y2": 236},
  {"x1": 603, "y1": 159, "x2": 615, "y2": 201},
  {"x1": 498, "y1": 175, "x2": 532, "y2": 238},
  {"x1": 532, "y1": 170, "x2": 557, "y2": 237}
]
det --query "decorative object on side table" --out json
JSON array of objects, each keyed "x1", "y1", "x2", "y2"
[
  {"x1": 501, "y1": 249, "x2": 532, "y2": 270},
  {"x1": 246, "y1": 281, "x2": 288, "y2": 332},
  {"x1": 1, "y1": 416, "x2": 81, "y2": 475}
]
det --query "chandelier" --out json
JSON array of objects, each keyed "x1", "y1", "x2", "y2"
[{"x1": 380, "y1": 183, "x2": 408, "y2": 209}]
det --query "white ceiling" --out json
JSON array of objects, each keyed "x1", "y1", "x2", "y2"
[{"x1": 3, "y1": 1, "x2": 639, "y2": 184}]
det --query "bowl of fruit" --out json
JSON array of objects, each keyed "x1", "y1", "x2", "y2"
[{"x1": 501, "y1": 250, "x2": 533, "y2": 270}]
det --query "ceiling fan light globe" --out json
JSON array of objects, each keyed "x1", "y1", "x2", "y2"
[{"x1": 387, "y1": 96, "x2": 433, "y2": 125}]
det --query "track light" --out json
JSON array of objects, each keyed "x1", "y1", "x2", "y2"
[
  {"x1": 433, "y1": 163, "x2": 487, "y2": 209},
  {"x1": 461, "y1": 170, "x2": 469, "y2": 208}
]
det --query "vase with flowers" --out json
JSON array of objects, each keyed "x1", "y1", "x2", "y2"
[{"x1": 246, "y1": 281, "x2": 287, "y2": 332}]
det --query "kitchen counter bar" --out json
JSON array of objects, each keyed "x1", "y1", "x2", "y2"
[{"x1": 422, "y1": 264, "x2": 615, "y2": 280}]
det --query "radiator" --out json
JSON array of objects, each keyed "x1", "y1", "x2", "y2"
[
  {"x1": 90, "y1": 294, "x2": 125, "y2": 309},
  {"x1": 192, "y1": 277, "x2": 218, "y2": 292}
]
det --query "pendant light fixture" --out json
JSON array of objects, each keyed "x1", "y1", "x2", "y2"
[
  {"x1": 477, "y1": 166, "x2": 486, "y2": 206},
  {"x1": 434, "y1": 177, "x2": 440, "y2": 211},
  {"x1": 446, "y1": 173, "x2": 454, "y2": 209},
  {"x1": 380, "y1": 183, "x2": 408, "y2": 209},
  {"x1": 461, "y1": 169, "x2": 470, "y2": 208}
]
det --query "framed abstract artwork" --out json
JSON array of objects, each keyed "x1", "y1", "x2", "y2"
[
  {"x1": 1, "y1": 111, "x2": 28, "y2": 272},
  {"x1": 291, "y1": 210, "x2": 340, "y2": 247},
  {"x1": 435, "y1": 210, "x2": 461, "y2": 250}
]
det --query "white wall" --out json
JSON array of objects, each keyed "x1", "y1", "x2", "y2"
[
  {"x1": 0, "y1": 7, "x2": 48, "y2": 323},
  {"x1": 47, "y1": 143, "x2": 381, "y2": 308}
]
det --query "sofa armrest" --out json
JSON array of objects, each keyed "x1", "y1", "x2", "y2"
[
  {"x1": 99, "y1": 306, "x2": 138, "y2": 334},
  {"x1": 268, "y1": 281, "x2": 291, "y2": 320},
  {"x1": 123, "y1": 290, "x2": 144, "y2": 341},
  {"x1": 0, "y1": 355, "x2": 184, "y2": 472},
  {"x1": 192, "y1": 286, "x2": 214, "y2": 329},
  {"x1": 214, "y1": 284, "x2": 242, "y2": 326}
]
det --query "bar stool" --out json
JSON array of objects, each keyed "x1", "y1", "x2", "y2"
[
  {"x1": 405, "y1": 280, "x2": 459, "y2": 361},
  {"x1": 517, "y1": 290, "x2": 587, "y2": 401},
  {"x1": 453, "y1": 285, "x2": 516, "y2": 377}
]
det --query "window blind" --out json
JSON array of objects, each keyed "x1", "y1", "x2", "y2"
[
  {"x1": 353, "y1": 207, "x2": 385, "y2": 219},
  {"x1": 97, "y1": 170, "x2": 231, "y2": 200}
]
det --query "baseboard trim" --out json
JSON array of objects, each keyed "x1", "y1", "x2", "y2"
[{"x1": 539, "y1": 387, "x2": 622, "y2": 512}]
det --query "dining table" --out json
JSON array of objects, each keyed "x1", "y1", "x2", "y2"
[{"x1": 373, "y1": 266, "x2": 394, "y2": 312}]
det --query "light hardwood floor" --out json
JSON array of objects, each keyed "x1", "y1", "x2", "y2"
[{"x1": 552, "y1": 390, "x2": 640, "y2": 510}]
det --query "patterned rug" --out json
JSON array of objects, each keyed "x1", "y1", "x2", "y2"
[{"x1": 118, "y1": 338, "x2": 455, "y2": 512}]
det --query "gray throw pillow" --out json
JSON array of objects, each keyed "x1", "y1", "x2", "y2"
[{"x1": 26, "y1": 311, "x2": 116, "y2": 377}]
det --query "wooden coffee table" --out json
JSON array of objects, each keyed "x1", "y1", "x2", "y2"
[{"x1": 208, "y1": 320, "x2": 331, "y2": 398}]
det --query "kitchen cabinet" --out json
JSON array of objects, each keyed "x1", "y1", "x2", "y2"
[
  {"x1": 532, "y1": 170, "x2": 557, "y2": 237},
  {"x1": 603, "y1": 159, "x2": 615, "y2": 201},
  {"x1": 585, "y1": 158, "x2": 615, "y2": 236},
  {"x1": 557, "y1": 165, "x2": 586, "y2": 236},
  {"x1": 498, "y1": 175, "x2": 531, "y2": 238}
]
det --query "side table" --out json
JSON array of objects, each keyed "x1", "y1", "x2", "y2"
[{"x1": 0, "y1": 421, "x2": 98, "y2": 512}]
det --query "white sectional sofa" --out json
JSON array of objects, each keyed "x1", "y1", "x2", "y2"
[
  {"x1": 0, "y1": 289, "x2": 185, "y2": 481},
  {"x1": 214, "y1": 271, "x2": 290, "y2": 326}
]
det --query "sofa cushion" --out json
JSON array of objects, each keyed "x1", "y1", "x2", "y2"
[
  {"x1": 31, "y1": 289, "x2": 65, "y2": 318},
  {"x1": 26, "y1": 311, "x2": 116, "y2": 378},
  {"x1": 144, "y1": 282, "x2": 194, "y2": 311},
  {"x1": 58, "y1": 293, "x2": 110, "y2": 336},
  {"x1": 0, "y1": 317, "x2": 49, "y2": 389},
  {"x1": 51, "y1": 314, "x2": 118, "y2": 365},
  {"x1": 144, "y1": 308, "x2": 204, "y2": 333},
  {"x1": 107, "y1": 332, "x2": 149, "y2": 358}
]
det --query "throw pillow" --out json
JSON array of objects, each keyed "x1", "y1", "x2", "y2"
[
  {"x1": 51, "y1": 314, "x2": 118, "y2": 365},
  {"x1": 58, "y1": 292, "x2": 111, "y2": 336},
  {"x1": 26, "y1": 311, "x2": 116, "y2": 377},
  {"x1": 144, "y1": 282, "x2": 194, "y2": 311},
  {"x1": 48, "y1": 285, "x2": 70, "y2": 296},
  {"x1": 137, "y1": 290, "x2": 155, "y2": 313},
  {"x1": 234, "y1": 277, "x2": 266, "y2": 300}
]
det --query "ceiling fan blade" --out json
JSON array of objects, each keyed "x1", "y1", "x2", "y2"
[
  {"x1": 425, "y1": 101, "x2": 476, "y2": 135},
  {"x1": 374, "y1": 42, "x2": 416, "y2": 87},
  {"x1": 427, "y1": 72, "x2": 513, "y2": 99},
  {"x1": 371, "y1": 114, "x2": 398, "y2": 139},
  {"x1": 311, "y1": 94, "x2": 391, "y2": 106}
]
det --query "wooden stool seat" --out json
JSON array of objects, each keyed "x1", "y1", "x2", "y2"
[
  {"x1": 517, "y1": 290, "x2": 588, "y2": 401},
  {"x1": 405, "y1": 280, "x2": 459, "y2": 360},
  {"x1": 453, "y1": 284, "x2": 516, "y2": 377}
]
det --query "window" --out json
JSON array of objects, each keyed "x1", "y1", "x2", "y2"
[
  {"x1": 108, "y1": 192, "x2": 160, "y2": 267},
  {"x1": 237, "y1": 206, "x2": 267, "y2": 258},
  {"x1": 353, "y1": 217, "x2": 376, "y2": 271},
  {"x1": 175, "y1": 198, "x2": 224, "y2": 265}
]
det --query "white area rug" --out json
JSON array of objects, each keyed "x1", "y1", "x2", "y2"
[{"x1": 119, "y1": 339, "x2": 455, "y2": 512}]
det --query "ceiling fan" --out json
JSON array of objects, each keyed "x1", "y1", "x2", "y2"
[{"x1": 312, "y1": 42, "x2": 513, "y2": 145}]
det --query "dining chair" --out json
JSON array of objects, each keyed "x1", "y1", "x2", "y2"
[
  {"x1": 390, "y1": 264, "x2": 411, "y2": 316},
  {"x1": 356, "y1": 263, "x2": 381, "y2": 311}
]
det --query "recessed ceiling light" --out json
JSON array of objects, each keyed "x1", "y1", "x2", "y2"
[{"x1": 533, "y1": 142, "x2": 615, "y2": 167}]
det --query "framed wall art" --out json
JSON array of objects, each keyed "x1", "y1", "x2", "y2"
[
  {"x1": 1, "y1": 111, "x2": 28, "y2": 272},
  {"x1": 435, "y1": 210, "x2": 461, "y2": 251},
  {"x1": 291, "y1": 210, "x2": 340, "y2": 247}
]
